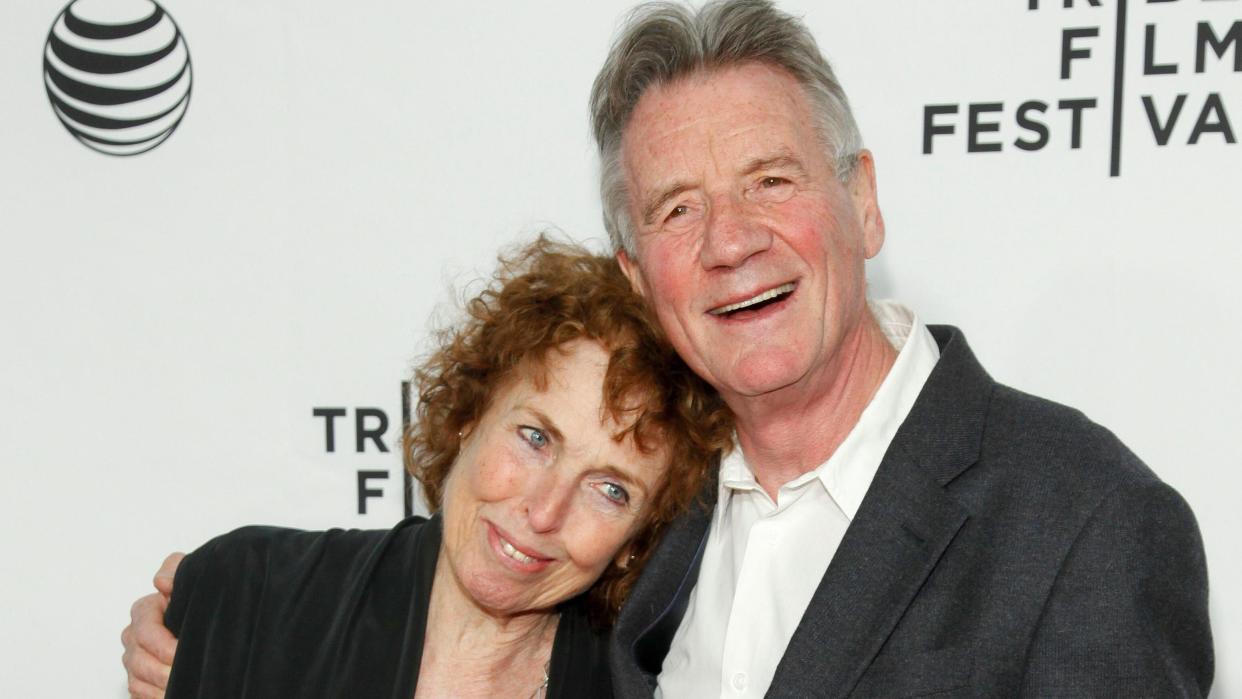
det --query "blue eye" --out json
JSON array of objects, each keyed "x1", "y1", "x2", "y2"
[
  {"x1": 519, "y1": 426, "x2": 548, "y2": 449},
  {"x1": 600, "y1": 482, "x2": 630, "y2": 505}
]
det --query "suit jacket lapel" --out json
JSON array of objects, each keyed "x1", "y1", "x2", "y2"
[
  {"x1": 612, "y1": 473, "x2": 718, "y2": 697},
  {"x1": 767, "y1": 326, "x2": 992, "y2": 698},
  {"x1": 766, "y1": 446, "x2": 969, "y2": 698}
]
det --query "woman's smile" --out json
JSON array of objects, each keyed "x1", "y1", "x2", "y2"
[{"x1": 486, "y1": 520, "x2": 553, "y2": 573}]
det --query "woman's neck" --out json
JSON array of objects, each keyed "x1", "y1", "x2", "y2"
[{"x1": 414, "y1": 552, "x2": 559, "y2": 699}]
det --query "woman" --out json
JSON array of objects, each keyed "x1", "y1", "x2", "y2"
[{"x1": 161, "y1": 238, "x2": 731, "y2": 698}]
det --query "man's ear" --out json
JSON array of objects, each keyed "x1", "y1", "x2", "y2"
[
  {"x1": 850, "y1": 150, "x2": 885, "y2": 260},
  {"x1": 616, "y1": 249, "x2": 648, "y2": 298}
]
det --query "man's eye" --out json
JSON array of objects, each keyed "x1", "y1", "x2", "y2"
[
  {"x1": 759, "y1": 176, "x2": 795, "y2": 189},
  {"x1": 666, "y1": 204, "x2": 689, "y2": 220},
  {"x1": 600, "y1": 482, "x2": 630, "y2": 505},
  {"x1": 751, "y1": 176, "x2": 795, "y2": 203},
  {"x1": 518, "y1": 426, "x2": 549, "y2": 449}
]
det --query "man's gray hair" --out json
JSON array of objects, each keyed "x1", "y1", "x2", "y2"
[{"x1": 589, "y1": 0, "x2": 864, "y2": 256}]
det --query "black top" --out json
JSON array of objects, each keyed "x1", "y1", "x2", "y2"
[{"x1": 165, "y1": 515, "x2": 611, "y2": 699}]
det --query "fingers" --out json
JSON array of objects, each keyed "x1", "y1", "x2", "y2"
[
  {"x1": 124, "y1": 647, "x2": 170, "y2": 695},
  {"x1": 122, "y1": 553, "x2": 184, "y2": 697},
  {"x1": 126, "y1": 675, "x2": 165, "y2": 699},
  {"x1": 152, "y1": 552, "x2": 185, "y2": 598},
  {"x1": 130, "y1": 592, "x2": 178, "y2": 665},
  {"x1": 123, "y1": 651, "x2": 168, "y2": 699},
  {"x1": 121, "y1": 617, "x2": 172, "y2": 698},
  {"x1": 121, "y1": 592, "x2": 176, "y2": 698}
]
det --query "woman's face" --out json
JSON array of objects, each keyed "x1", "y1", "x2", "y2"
[{"x1": 437, "y1": 339, "x2": 668, "y2": 616}]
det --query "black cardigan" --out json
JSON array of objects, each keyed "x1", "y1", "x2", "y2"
[{"x1": 165, "y1": 515, "x2": 611, "y2": 698}]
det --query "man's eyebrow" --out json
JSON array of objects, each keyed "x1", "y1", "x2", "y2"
[
  {"x1": 641, "y1": 181, "x2": 694, "y2": 226},
  {"x1": 741, "y1": 152, "x2": 807, "y2": 178},
  {"x1": 639, "y1": 154, "x2": 807, "y2": 225}
]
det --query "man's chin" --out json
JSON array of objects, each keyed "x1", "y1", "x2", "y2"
[{"x1": 710, "y1": 354, "x2": 810, "y2": 403}]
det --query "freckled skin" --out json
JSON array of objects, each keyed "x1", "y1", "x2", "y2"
[
  {"x1": 437, "y1": 340, "x2": 667, "y2": 617},
  {"x1": 617, "y1": 63, "x2": 885, "y2": 412}
]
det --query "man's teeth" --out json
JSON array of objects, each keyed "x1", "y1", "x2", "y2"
[
  {"x1": 710, "y1": 283, "x2": 796, "y2": 315},
  {"x1": 500, "y1": 538, "x2": 537, "y2": 564}
]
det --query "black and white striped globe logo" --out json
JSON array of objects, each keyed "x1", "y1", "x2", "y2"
[{"x1": 43, "y1": 0, "x2": 192, "y2": 156}]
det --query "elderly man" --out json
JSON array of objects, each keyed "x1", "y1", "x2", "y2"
[{"x1": 124, "y1": 1, "x2": 1213, "y2": 697}]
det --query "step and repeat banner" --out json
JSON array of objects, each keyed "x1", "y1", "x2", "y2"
[{"x1": 2, "y1": 0, "x2": 1238, "y2": 695}]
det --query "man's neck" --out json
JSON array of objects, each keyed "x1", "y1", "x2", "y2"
[{"x1": 728, "y1": 308, "x2": 897, "y2": 499}]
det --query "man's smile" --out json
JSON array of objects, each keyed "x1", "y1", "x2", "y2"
[{"x1": 707, "y1": 281, "x2": 797, "y2": 317}]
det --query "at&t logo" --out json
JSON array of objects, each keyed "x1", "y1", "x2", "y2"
[{"x1": 43, "y1": 0, "x2": 192, "y2": 156}]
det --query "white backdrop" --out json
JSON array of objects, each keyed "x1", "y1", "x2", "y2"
[{"x1": 1, "y1": 1, "x2": 1238, "y2": 696}]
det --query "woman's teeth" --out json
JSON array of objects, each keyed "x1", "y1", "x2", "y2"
[{"x1": 500, "y1": 537, "x2": 537, "y2": 564}]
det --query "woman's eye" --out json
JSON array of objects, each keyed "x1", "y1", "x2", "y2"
[
  {"x1": 518, "y1": 426, "x2": 548, "y2": 449},
  {"x1": 600, "y1": 482, "x2": 630, "y2": 505}
]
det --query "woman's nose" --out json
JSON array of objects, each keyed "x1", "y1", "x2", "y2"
[{"x1": 524, "y1": 470, "x2": 574, "y2": 533}]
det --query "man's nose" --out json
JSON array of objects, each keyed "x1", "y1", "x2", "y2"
[
  {"x1": 524, "y1": 469, "x2": 574, "y2": 533},
  {"x1": 699, "y1": 194, "x2": 773, "y2": 270}
]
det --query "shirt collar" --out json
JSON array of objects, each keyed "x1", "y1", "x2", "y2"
[{"x1": 719, "y1": 300, "x2": 941, "y2": 518}]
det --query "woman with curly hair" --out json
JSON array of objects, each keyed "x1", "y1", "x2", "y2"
[{"x1": 157, "y1": 237, "x2": 732, "y2": 698}]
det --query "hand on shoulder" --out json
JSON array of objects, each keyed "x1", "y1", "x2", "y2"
[{"x1": 121, "y1": 553, "x2": 183, "y2": 699}]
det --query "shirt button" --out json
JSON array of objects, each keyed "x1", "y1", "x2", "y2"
[{"x1": 731, "y1": 672, "x2": 748, "y2": 691}]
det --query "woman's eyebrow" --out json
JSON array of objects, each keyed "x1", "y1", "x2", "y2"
[
  {"x1": 595, "y1": 464, "x2": 648, "y2": 499},
  {"x1": 516, "y1": 405, "x2": 564, "y2": 443}
]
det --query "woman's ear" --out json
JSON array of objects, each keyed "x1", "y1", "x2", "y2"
[{"x1": 614, "y1": 547, "x2": 635, "y2": 570}]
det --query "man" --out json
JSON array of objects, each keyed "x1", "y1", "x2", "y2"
[{"x1": 124, "y1": 1, "x2": 1213, "y2": 697}]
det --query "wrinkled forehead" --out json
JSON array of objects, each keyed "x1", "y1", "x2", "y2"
[
  {"x1": 517, "y1": 340, "x2": 671, "y2": 450},
  {"x1": 620, "y1": 64, "x2": 821, "y2": 192},
  {"x1": 512, "y1": 343, "x2": 605, "y2": 398},
  {"x1": 623, "y1": 63, "x2": 812, "y2": 145}
]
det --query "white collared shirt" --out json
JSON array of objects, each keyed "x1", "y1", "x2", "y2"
[{"x1": 655, "y1": 301, "x2": 940, "y2": 699}]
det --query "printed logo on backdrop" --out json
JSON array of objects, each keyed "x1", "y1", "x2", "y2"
[
  {"x1": 922, "y1": 0, "x2": 1239, "y2": 175},
  {"x1": 311, "y1": 383, "x2": 417, "y2": 518},
  {"x1": 43, "y1": 0, "x2": 192, "y2": 156}
]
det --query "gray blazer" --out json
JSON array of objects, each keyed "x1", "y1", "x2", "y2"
[{"x1": 611, "y1": 326, "x2": 1213, "y2": 698}]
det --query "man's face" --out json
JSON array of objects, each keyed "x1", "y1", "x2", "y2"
[{"x1": 617, "y1": 62, "x2": 884, "y2": 404}]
